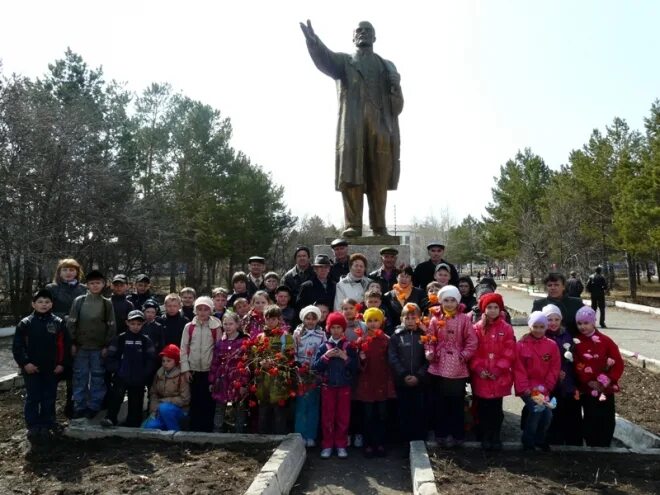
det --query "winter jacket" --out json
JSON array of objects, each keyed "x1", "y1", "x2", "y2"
[
  {"x1": 313, "y1": 338, "x2": 359, "y2": 388},
  {"x1": 574, "y1": 330, "x2": 624, "y2": 396},
  {"x1": 143, "y1": 320, "x2": 164, "y2": 355},
  {"x1": 514, "y1": 334, "x2": 560, "y2": 396},
  {"x1": 243, "y1": 310, "x2": 266, "y2": 339},
  {"x1": 105, "y1": 331, "x2": 156, "y2": 387},
  {"x1": 388, "y1": 325, "x2": 428, "y2": 385},
  {"x1": 545, "y1": 327, "x2": 577, "y2": 397},
  {"x1": 111, "y1": 294, "x2": 134, "y2": 335},
  {"x1": 586, "y1": 274, "x2": 608, "y2": 296},
  {"x1": 209, "y1": 332, "x2": 248, "y2": 403},
  {"x1": 469, "y1": 316, "x2": 516, "y2": 399},
  {"x1": 293, "y1": 325, "x2": 327, "y2": 366},
  {"x1": 296, "y1": 277, "x2": 337, "y2": 312},
  {"x1": 334, "y1": 274, "x2": 372, "y2": 310},
  {"x1": 566, "y1": 278, "x2": 584, "y2": 298},
  {"x1": 329, "y1": 259, "x2": 350, "y2": 283},
  {"x1": 157, "y1": 312, "x2": 189, "y2": 348},
  {"x1": 46, "y1": 281, "x2": 87, "y2": 319},
  {"x1": 282, "y1": 265, "x2": 315, "y2": 299},
  {"x1": 354, "y1": 331, "x2": 396, "y2": 402},
  {"x1": 67, "y1": 293, "x2": 116, "y2": 349},
  {"x1": 425, "y1": 312, "x2": 477, "y2": 379},
  {"x1": 179, "y1": 316, "x2": 222, "y2": 373},
  {"x1": 369, "y1": 267, "x2": 400, "y2": 294},
  {"x1": 127, "y1": 291, "x2": 154, "y2": 312},
  {"x1": 181, "y1": 305, "x2": 195, "y2": 322},
  {"x1": 149, "y1": 366, "x2": 191, "y2": 413},
  {"x1": 13, "y1": 311, "x2": 69, "y2": 372}
]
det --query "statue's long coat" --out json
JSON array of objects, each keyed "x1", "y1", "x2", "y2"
[{"x1": 305, "y1": 38, "x2": 403, "y2": 191}]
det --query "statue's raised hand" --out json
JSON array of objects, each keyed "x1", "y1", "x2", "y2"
[{"x1": 300, "y1": 19, "x2": 318, "y2": 43}]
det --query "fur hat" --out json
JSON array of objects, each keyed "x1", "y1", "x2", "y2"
[
  {"x1": 159, "y1": 344, "x2": 181, "y2": 366},
  {"x1": 541, "y1": 304, "x2": 562, "y2": 318},
  {"x1": 363, "y1": 307, "x2": 385, "y2": 323},
  {"x1": 528, "y1": 311, "x2": 548, "y2": 328},
  {"x1": 479, "y1": 292, "x2": 504, "y2": 313},
  {"x1": 299, "y1": 305, "x2": 322, "y2": 322},
  {"x1": 438, "y1": 285, "x2": 461, "y2": 303},
  {"x1": 575, "y1": 306, "x2": 597, "y2": 324},
  {"x1": 194, "y1": 296, "x2": 214, "y2": 313},
  {"x1": 326, "y1": 312, "x2": 347, "y2": 331}
]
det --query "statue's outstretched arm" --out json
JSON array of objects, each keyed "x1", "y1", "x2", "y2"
[{"x1": 299, "y1": 19, "x2": 345, "y2": 80}]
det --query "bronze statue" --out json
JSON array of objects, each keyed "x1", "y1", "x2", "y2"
[{"x1": 300, "y1": 20, "x2": 403, "y2": 237}]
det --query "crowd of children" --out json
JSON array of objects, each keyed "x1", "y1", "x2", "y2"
[{"x1": 12, "y1": 257, "x2": 625, "y2": 456}]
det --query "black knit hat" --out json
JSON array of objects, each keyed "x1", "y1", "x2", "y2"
[
  {"x1": 85, "y1": 269, "x2": 105, "y2": 282},
  {"x1": 32, "y1": 288, "x2": 53, "y2": 302}
]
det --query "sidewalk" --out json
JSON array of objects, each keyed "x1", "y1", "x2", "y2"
[{"x1": 498, "y1": 286, "x2": 660, "y2": 361}]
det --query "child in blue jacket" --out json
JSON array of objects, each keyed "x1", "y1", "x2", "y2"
[{"x1": 313, "y1": 312, "x2": 358, "y2": 459}]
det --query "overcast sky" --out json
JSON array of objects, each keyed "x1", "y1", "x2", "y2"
[{"x1": 2, "y1": 1, "x2": 660, "y2": 229}]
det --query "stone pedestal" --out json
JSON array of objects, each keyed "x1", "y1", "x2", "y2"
[{"x1": 315, "y1": 236, "x2": 411, "y2": 273}]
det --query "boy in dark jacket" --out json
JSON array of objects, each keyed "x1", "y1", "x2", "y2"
[
  {"x1": 388, "y1": 302, "x2": 428, "y2": 444},
  {"x1": 158, "y1": 293, "x2": 189, "y2": 347},
  {"x1": 110, "y1": 274, "x2": 133, "y2": 336},
  {"x1": 12, "y1": 289, "x2": 69, "y2": 439},
  {"x1": 313, "y1": 312, "x2": 358, "y2": 459},
  {"x1": 101, "y1": 310, "x2": 156, "y2": 427}
]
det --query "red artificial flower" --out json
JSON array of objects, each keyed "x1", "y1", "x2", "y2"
[
  {"x1": 436, "y1": 319, "x2": 446, "y2": 328},
  {"x1": 374, "y1": 329, "x2": 384, "y2": 337},
  {"x1": 232, "y1": 380, "x2": 242, "y2": 389},
  {"x1": 275, "y1": 352, "x2": 284, "y2": 360},
  {"x1": 355, "y1": 328, "x2": 364, "y2": 337},
  {"x1": 248, "y1": 400, "x2": 257, "y2": 408},
  {"x1": 289, "y1": 390, "x2": 297, "y2": 398},
  {"x1": 278, "y1": 399, "x2": 286, "y2": 407},
  {"x1": 428, "y1": 294, "x2": 439, "y2": 305},
  {"x1": 306, "y1": 349, "x2": 314, "y2": 356},
  {"x1": 355, "y1": 303, "x2": 364, "y2": 313},
  {"x1": 268, "y1": 367, "x2": 279, "y2": 376}
]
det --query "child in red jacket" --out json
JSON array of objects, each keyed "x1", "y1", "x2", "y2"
[
  {"x1": 469, "y1": 293, "x2": 516, "y2": 450},
  {"x1": 354, "y1": 308, "x2": 396, "y2": 457},
  {"x1": 573, "y1": 306, "x2": 624, "y2": 447},
  {"x1": 514, "y1": 311, "x2": 560, "y2": 451}
]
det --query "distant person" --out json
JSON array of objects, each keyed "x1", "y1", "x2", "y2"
[
  {"x1": 329, "y1": 238, "x2": 350, "y2": 283},
  {"x1": 13, "y1": 289, "x2": 69, "y2": 441},
  {"x1": 457, "y1": 276, "x2": 476, "y2": 314},
  {"x1": 531, "y1": 273, "x2": 584, "y2": 336},
  {"x1": 565, "y1": 271, "x2": 584, "y2": 299},
  {"x1": 413, "y1": 242, "x2": 459, "y2": 289},
  {"x1": 586, "y1": 267, "x2": 609, "y2": 328}
]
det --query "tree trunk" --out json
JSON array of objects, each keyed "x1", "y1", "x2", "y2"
[
  {"x1": 169, "y1": 260, "x2": 177, "y2": 293},
  {"x1": 626, "y1": 252, "x2": 637, "y2": 302}
]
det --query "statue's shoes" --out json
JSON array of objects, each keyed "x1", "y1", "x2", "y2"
[
  {"x1": 341, "y1": 227, "x2": 362, "y2": 237},
  {"x1": 372, "y1": 228, "x2": 390, "y2": 236}
]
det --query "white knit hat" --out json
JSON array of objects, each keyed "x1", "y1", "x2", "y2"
[
  {"x1": 541, "y1": 304, "x2": 562, "y2": 318},
  {"x1": 438, "y1": 285, "x2": 461, "y2": 303},
  {"x1": 194, "y1": 296, "x2": 214, "y2": 313},
  {"x1": 299, "y1": 305, "x2": 322, "y2": 322}
]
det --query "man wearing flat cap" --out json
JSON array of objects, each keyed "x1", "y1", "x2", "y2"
[
  {"x1": 329, "y1": 238, "x2": 350, "y2": 283},
  {"x1": 413, "y1": 242, "x2": 459, "y2": 289},
  {"x1": 247, "y1": 256, "x2": 267, "y2": 298},
  {"x1": 281, "y1": 246, "x2": 315, "y2": 299},
  {"x1": 296, "y1": 254, "x2": 337, "y2": 312},
  {"x1": 369, "y1": 247, "x2": 400, "y2": 293}
]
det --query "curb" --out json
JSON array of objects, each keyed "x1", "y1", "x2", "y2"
[
  {"x1": 64, "y1": 423, "x2": 285, "y2": 445},
  {"x1": 410, "y1": 440, "x2": 439, "y2": 495},
  {"x1": 244, "y1": 433, "x2": 306, "y2": 495},
  {"x1": 500, "y1": 283, "x2": 660, "y2": 316},
  {"x1": 0, "y1": 372, "x2": 23, "y2": 391},
  {"x1": 614, "y1": 415, "x2": 660, "y2": 449},
  {"x1": 621, "y1": 349, "x2": 660, "y2": 374}
]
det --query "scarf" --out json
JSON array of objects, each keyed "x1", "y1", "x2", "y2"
[
  {"x1": 393, "y1": 283, "x2": 412, "y2": 305},
  {"x1": 443, "y1": 307, "x2": 457, "y2": 319}
]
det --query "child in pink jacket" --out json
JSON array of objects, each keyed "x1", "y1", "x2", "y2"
[
  {"x1": 424, "y1": 285, "x2": 477, "y2": 447},
  {"x1": 514, "y1": 311, "x2": 560, "y2": 451},
  {"x1": 469, "y1": 293, "x2": 516, "y2": 450}
]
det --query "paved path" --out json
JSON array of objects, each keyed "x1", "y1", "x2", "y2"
[
  {"x1": 0, "y1": 337, "x2": 17, "y2": 376},
  {"x1": 498, "y1": 287, "x2": 660, "y2": 360}
]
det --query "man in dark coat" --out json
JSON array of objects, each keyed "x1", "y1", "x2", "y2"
[
  {"x1": 301, "y1": 20, "x2": 403, "y2": 237},
  {"x1": 281, "y1": 246, "x2": 315, "y2": 300},
  {"x1": 297, "y1": 254, "x2": 337, "y2": 312},
  {"x1": 586, "y1": 266, "x2": 609, "y2": 328},
  {"x1": 369, "y1": 247, "x2": 400, "y2": 293},
  {"x1": 566, "y1": 271, "x2": 585, "y2": 298},
  {"x1": 329, "y1": 238, "x2": 350, "y2": 283},
  {"x1": 531, "y1": 273, "x2": 584, "y2": 336},
  {"x1": 413, "y1": 242, "x2": 459, "y2": 289}
]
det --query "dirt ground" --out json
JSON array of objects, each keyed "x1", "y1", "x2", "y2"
[
  {"x1": 616, "y1": 362, "x2": 660, "y2": 435},
  {"x1": 431, "y1": 449, "x2": 660, "y2": 494},
  {"x1": 0, "y1": 388, "x2": 273, "y2": 495}
]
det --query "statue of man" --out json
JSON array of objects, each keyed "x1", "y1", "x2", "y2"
[{"x1": 300, "y1": 20, "x2": 403, "y2": 237}]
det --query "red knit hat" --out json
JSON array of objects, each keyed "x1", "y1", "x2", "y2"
[
  {"x1": 325, "y1": 311, "x2": 347, "y2": 331},
  {"x1": 479, "y1": 292, "x2": 504, "y2": 314},
  {"x1": 159, "y1": 344, "x2": 181, "y2": 366}
]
